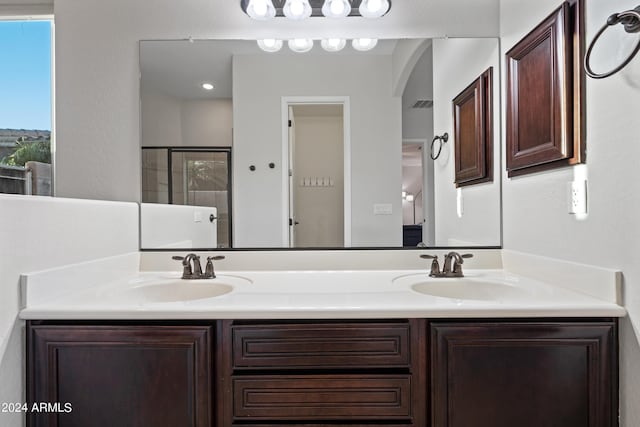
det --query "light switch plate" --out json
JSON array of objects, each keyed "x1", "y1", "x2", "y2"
[{"x1": 373, "y1": 204, "x2": 393, "y2": 215}]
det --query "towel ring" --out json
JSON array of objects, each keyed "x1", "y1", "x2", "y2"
[
  {"x1": 585, "y1": 6, "x2": 640, "y2": 79},
  {"x1": 430, "y1": 133, "x2": 449, "y2": 160}
]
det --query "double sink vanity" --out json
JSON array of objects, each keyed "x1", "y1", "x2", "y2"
[{"x1": 21, "y1": 249, "x2": 624, "y2": 427}]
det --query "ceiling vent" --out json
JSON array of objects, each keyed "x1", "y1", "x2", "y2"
[{"x1": 411, "y1": 99, "x2": 433, "y2": 109}]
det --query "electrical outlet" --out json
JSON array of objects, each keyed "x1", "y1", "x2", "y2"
[{"x1": 569, "y1": 180, "x2": 587, "y2": 215}]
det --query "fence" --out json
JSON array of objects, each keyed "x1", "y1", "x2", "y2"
[{"x1": 0, "y1": 162, "x2": 51, "y2": 196}]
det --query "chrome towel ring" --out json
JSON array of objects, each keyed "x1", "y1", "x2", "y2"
[
  {"x1": 585, "y1": 6, "x2": 640, "y2": 79},
  {"x1": 430, "y1": 133, "x2": 449, "y2": 160}
]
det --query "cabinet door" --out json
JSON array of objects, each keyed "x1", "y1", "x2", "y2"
[
  {"x1": 27, "y1": 324, "x2": 212, "y2": 427},
  {"x1": 430, "y1": 321, "x2": 617, "y2": 427}
]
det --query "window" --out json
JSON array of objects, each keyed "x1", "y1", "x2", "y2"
[{"x1": 0, "y1": 19, "x2": 53, "y2": 195}]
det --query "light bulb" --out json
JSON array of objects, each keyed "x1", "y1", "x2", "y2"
[
  {"x1": 321, "y1": 38, "x2": 346, "y2": 52},
  {"x1": 367, "y1": 0, "x2": 381, "y2": 12},
  {"x1": 257, "y1": 39, "x2": 283, "y2": 52},
  {"x1": 290, "y1": 0, "x2": 303, "y2": 15},
  {"x1": 253, "y1": 0, "x2": 267, "y2": 16},
  {"x1": 358, "y1": 0, "x2": 389, "y2": 18},
  {"x1": 322, "y1": 0, "x2": 351, "y2": 18},
  {"x1": 283, "y1": 0, "x2": 312, "y2": 20},
  {"x1": 288, "y1": 38, "x2": 314, "y2": 53},
  {"x1": 201, "y1": 83, "x2": 214, "y2": 90},
  {"x1": 352, "y1": 38, "x2": 378, "y2": 51},
  {"x1": 246, "y1": 0, "x2": 276, "y2": 20}
]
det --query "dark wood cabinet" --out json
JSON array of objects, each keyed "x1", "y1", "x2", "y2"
[
  {"x1": 430, "y1": 320, "x2": 618, "y2": 427},
  {"x1": 27, "y1": 318, "x2": 617, "y2": 427},
  {"x1": 505, "y1": 0, "x2": 585, "y2": 176},
  {"x1": 217, "y1": 319, "x2": 427, "y2": 427},
  {"x1": 27, "y1": 324, "x2": 213, "y2": 427},
  {"x1": 453, "y1": 67, "x2": 493, "y2": 187}
]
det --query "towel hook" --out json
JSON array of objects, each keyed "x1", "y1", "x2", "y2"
[
  {"x1": 584, "y1": 6, "x2": 640, "y2": 79},
  {"x1": 430, "y1": 133, "x2": 449, "y2": 160}
]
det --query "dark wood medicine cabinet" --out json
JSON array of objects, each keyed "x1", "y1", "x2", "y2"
[
  {"x1": 505, "y1": 0, "x2": 585, "y2": 177},
  {"x1": 453, "y1": 67, "x2": 494, "y2": 187}
]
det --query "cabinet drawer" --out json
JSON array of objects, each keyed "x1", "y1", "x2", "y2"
[
  {"x1": 231, "y1": 322, "x2": 411, "y2": 369},
  {"x1": 233, "y1": 375, "x2": 412, "y2": 421}
]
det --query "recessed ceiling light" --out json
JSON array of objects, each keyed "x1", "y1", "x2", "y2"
[{"x1": 202, "y1": 83, "x2": 215, "y2": 90}]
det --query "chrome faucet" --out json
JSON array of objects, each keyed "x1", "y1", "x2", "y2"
[
  {"x1": 172, "y1": 254, "x2": 225, "y2": 279},
  {"x1": 420, "y1": 252, "x2": 473, "y2": 277}
]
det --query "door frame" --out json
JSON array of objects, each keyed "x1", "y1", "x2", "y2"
[{"x1": 281, "y1": 96, "x2": 351, "y2": 247}]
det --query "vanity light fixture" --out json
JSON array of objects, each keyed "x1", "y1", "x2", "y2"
[
  {"x1": 288, "y1": 38, "x2": 314, "y2": 53},
  {"x1": 241, "y1": 0, "x2": 391, "y2": 20},
  {"x1": 320, "y1": 38, "x2": 346, "y2": 52},
  {"x1": 352, "y1": 37, "x2": 378, "y2": 51},
  {"x1": 283, "y1": 0, "x2": 312, "y2": 20},
  {"x1": 257, "y1": 38, "x2": 283, "y2": 52},
  {"x1": 201, "y1": 82, "x2": 215, "y2": 90}
]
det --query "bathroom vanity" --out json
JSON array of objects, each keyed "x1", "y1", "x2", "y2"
[
  {"x1": 21, "y1": 252, "x2": 623, "y2": 427},
  {"x1": 27, "y1": 318, "x2": 617, "y2": 427}
]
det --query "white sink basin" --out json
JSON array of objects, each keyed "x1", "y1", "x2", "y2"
[
  {"x1": 119, "y1": 274, "x2": 251, "y2": 302},
  {"x1": 125, "y1": 281, "x2": 232, "y2": 302},
  {"x1": 410, "y1": 279, "x2": 528, "y2": 301}
]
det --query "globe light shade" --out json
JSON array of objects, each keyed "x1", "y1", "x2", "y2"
[
  {"x1": 288, "y1": 38, "x2": 314, "y2": 53},
  {"x1": 283, "y1": 0, "x2": 312, "y2": 20},
  {"x1": 320, "y1": 38, "x2": 347, "y2": 52},
  {"x1": 257, "y1": 39, "x2": 283, "y2": 52},
  {"x1": 358, "y1": 0, "x2": 390, "y2": 18},
  {"x1": 352, "y1": 38, "x2": 378, "y2": 51},
  {"x1": 245, "y1": 0, "x2": 276, "y2": 20},
  {"x1": 321, "y1": 0, "x2": 351, "y2": 18}
]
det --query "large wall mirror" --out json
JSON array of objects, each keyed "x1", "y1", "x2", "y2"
[{"x1": 140, "y1": 37, "x2": 501, "y2": 249}]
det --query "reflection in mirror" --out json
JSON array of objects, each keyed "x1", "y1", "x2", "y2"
[{"x1": 140, "y1": 38, "x2": 501, "y2": 250}]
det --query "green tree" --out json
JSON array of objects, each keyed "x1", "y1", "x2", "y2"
[{"x1": 1, "y1": 139, "x2": 51, "y2": 166}]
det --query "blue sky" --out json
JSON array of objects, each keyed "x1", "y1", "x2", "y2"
[{"x1": 0, "y1": 20, "x2": 52, "y2": 131}]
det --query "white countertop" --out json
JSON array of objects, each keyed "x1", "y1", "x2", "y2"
[{"x1": 19, "y1": 253, "x2": 626, "y2": 319}]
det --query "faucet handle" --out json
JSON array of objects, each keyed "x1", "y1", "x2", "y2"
[
  {"x1": 420, "y1": 254, "x2": 441, "y2": 277},
  {"x1": 451, "y1": 253, "x2": 474, "y2": 276},
  {"x1": 204, "y1": 255, "x2": 225, "y2": 279},
  {"x1": 172, "y1": 255, "x2": 193, "y2": 278}
]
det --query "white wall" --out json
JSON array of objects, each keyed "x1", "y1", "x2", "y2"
[
  {"x1": 181, "y1": 99, "x2": 232, "y2": 147},
  {"x1": 402, "y1": 46, "x2": 433, "y2": 141},
  {"x1": 141, "y1": 89, "x2": 232, "y2": 148},
  {"x1": 500, "y1": 0, "x2": 640, "y2": 425},
  {"x1": 232, "y1": 54, "x2": 402, "y2": 247},
  {"x1": 432, "y1": 38, "x2": 501, "y2": 246},
  {"x1": 0, "y1": 195, "x2": 138, "y2": 427},
  {"x1": 140, "y1": 89, "x2": 182, "y2": 147}
]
